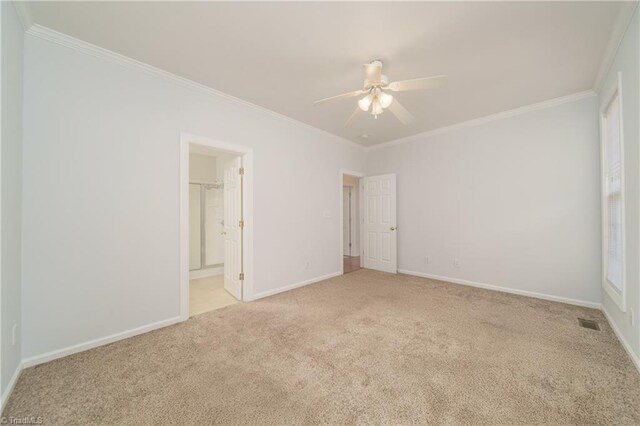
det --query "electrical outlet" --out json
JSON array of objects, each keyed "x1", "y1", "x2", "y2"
[
  {"x1": 425, "y1": 256, "x2": 430, "y2": 264},
  {"x1": 454, "y1": 258, "x2": 461, "y2": 269},
  {"x1": 630, "y1": 309, "x2": 635, "y2": 327},
  {"x1": 305, "y1": 260, "x2": 311, "y2": 269},
  {"x1": 12, "y1": 324, "x2": 17, "y2": 346}
]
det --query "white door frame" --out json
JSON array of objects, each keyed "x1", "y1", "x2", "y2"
[
  {"x1": 339, "y1": 169, "x2": 365, "y2": 274},
  {"x1": 180, "y1": 132, "x2": 254, "y2": 321}
]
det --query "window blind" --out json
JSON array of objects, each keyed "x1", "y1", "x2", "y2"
[{"x1": 604, "y1": 93, "x2": 622, "y2": 291}]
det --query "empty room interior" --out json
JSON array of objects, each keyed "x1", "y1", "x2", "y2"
[{"x1": 2, "y1": 1, "x2": 640, "y2": 424}]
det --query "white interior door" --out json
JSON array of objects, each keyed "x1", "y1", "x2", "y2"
[
  {"x1": 343, "y1": 186, "x2": 351, "y2": 256},
  {"x1": 363, "y1": 174, "x2": 397, "y2": 273},
  {"x1": 223, "y1": 156, "x2": 243, "y2": 300}
]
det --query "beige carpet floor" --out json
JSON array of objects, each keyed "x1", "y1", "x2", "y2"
[{"x1": 4, "y1": 270, "x2": 640, "y2": 425}]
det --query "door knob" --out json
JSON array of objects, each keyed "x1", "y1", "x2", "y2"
[{"x1": 390, "y1": 226, "x2": 397, "y2": 231}]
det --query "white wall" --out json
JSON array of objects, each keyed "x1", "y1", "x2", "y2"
[
  {"x1": 1, "y1": 1, "x2": 24, "y2": 402},
  {"x1": 189, "y1": 153, "x2": 216, "y2": 183},
  {"x1": 600, "y1": 7, "x2": 639, "y2": 364},
  {"x1": 21, "y1": 35, "x2": 364, "y2": 361},
  {"x1": 367, "y1": 95, "x2": 602, "y2": 306}
]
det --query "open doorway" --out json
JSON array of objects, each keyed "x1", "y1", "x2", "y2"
[
  {"x1": 180, "y1": 134, "x2": 254, "y2": 321},
  {"x1": 340, "y1": 171, "x2": 398, "y2": 275},
  {"x1": 341, "y1": 171, "x2": 364, "y2": 274},
  {"x1": 188, "y1": 145, "x2": 240, "y2": 315}
]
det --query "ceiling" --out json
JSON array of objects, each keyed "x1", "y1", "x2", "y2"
[{"x1": 26, "y1": 1, "x2": 624, "y2": 146}]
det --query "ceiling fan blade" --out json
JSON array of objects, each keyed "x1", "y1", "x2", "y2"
[
  {"x1": 344, "y1": 107, "x2": 364, "y2": 128},
  {"x1": 387, "y1": 98, "x2": 414, "y2": 125},
  {"x1": 363, "y1": 62, "x2": 382, "y2": 84},
  {"x1": 314, "y1": 90, "x2": 364, "y2": 105},
  {"x1": 388, "y1": 75, "x2": 448, "y2": 92}
]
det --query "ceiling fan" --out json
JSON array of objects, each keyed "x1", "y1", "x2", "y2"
[{"x1": 314, "y1": 60, "x2": 447, "y2": 127}]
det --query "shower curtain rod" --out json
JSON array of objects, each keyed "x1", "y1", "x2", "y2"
[{"x1": 189, "y1": 181, "x2": 224, "y2": 189}]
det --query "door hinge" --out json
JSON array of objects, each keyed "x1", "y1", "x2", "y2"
[
  {"x1": 239, "y1": 219, "x2": 244, "y2": 229},
  {"x1": 239, "y1": 167, "x2": 244, "y2": 176},
  {"x1": 349, "y1": 243, "x2": 352, "y2": 247},
  {"x1": 239, "y1": 272, "x2": 245, "y2": 280}
]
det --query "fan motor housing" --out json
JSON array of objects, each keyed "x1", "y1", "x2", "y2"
[{"x1": 364, "y1": 75, "x2": 389, "y2": 90}]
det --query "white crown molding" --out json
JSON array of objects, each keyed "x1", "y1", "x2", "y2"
[
  {"x1": 25, "y1": 24, "x2": 366, "y2": 152},
  {"x1": 12, "y1": 0, "x2": 33, "y2": 32},
  {"x1": 367, "y1": 90, "x2": 597, "y2": 152},
  {"x1": 593, "y1": 1, "x2": 639, "y2": 92}
]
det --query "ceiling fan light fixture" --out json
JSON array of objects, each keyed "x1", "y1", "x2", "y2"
[
  {"x1": 314, "y1": 60, "x2": 446, "y2": 128},
  {"x1": 371, "y1": 97, "x2": 384, "y2": 117},
  {"x1": 378, "y1": 92, "x2": 393, "y2": 109},
  {"x1": 358, "y1": 93, "x2": 374, "y2": 111}
]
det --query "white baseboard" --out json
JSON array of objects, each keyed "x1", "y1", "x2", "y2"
[
  {"x1": 251, "y1": 271, "x2": 342, "y2": 301},
  {"x1": 5, "y1": 271, "x2": 636, "y2": 413},
  {"x1": 189, "y1": 267, "x2": 223, "y2": 280},
  {"x1": 602, "y1": 307, "x2": 640, "y2": 374},
  {"x1": 398, "y1": 269, "x2": 602, "y2": 310},
  {"x1": 1, "y1": 362, "x2": 24, "y2": 413},
  {"x1": 21, "y1": 316, "x2": 181, "y2": 369},
  {"x1": 19, "y1": 270, "x2": 341, "y2": 374}
]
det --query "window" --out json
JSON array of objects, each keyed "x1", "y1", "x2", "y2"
[{"x1": 600, "y1": 73, "x2": 625, "y2": 310}]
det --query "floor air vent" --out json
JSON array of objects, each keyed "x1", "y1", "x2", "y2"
[{"x1": 578, "y1": 318, "x2": 600, "y2": 331}]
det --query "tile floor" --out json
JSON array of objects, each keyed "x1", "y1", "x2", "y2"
[{"x1": 189, "y1": 274, "x2": 238, "y2": 316}]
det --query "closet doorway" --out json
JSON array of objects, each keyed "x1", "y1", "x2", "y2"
[{"x1": 180, "y1": 133, "x2": 254, "y2": 321}]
